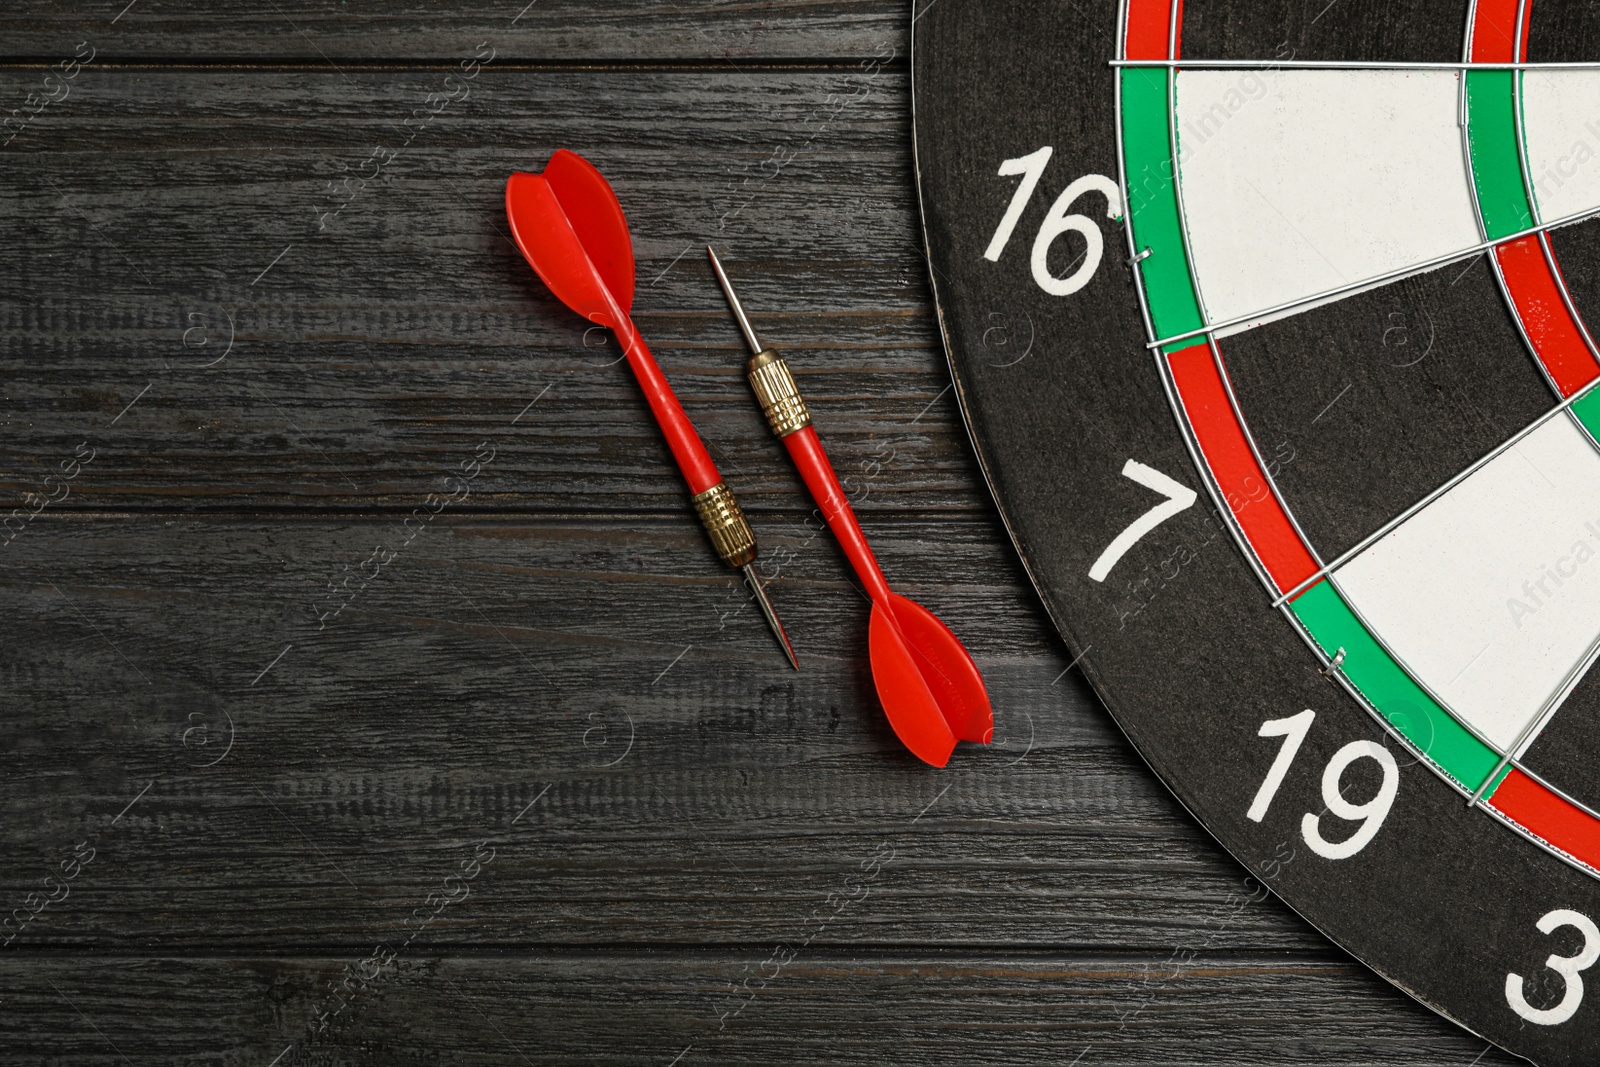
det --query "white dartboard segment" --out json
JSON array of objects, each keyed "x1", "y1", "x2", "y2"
[
  {"x1": 1173, "y1": 70, "x2": 1483, "y2": 335},
  {"x1": 1523, "y1": 70, "x2": 1600, "y2": 225},
  {"x1": 1334, "y1": 415, "x2": 1600, "y2": 754}
]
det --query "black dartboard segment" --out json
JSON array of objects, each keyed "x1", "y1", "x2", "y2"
[{"x1": 913, "y1": 2, "x2": 1600, "y2": 1063}]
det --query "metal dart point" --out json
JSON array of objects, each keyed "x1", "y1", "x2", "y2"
[
  {"x1": 690, "y1": 482, "x2": 799, "y2": 672},
  {"x1": 708, "y1": 245, "x2": 764, "y2": 355},
  {"x1": 743, "y1": 563, "x2": 799, "y2": 670}
]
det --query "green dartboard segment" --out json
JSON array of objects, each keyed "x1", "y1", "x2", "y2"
[
  {"x1": 1465, "y1": 70, "x2": 1535, "y2": 238},
  {"x1": 1120, "y1": 67, "x2": 1204, "y2": 349},
  {"x1": 1572, "y1": 385, "x2": 1600, "y2": 444},
  {"x1": 1291, "y1": 580, "x2": 1510, "y2": 796}
]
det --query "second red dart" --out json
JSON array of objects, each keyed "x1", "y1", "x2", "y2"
[{"x1": 708, "y1": 246, "x2": 994, "y2": 767}]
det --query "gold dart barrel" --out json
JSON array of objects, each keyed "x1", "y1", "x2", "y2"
[
  {"x1": 745, "y1": 350, "x2": 812, "y2": 438},
  {"x1": 690, "y1": 480, "x2": 758, "y2": 570}
]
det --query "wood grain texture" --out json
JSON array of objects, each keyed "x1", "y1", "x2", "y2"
[
  {"x1": 0, "y1": 1, "x2": 903, "y2": 64},
  {"x1": 0, "y1": 514, "x2": 1512, "y2": 1060},
  {"x1": 0, "y1": 66, "x2": 970, "y2": 514},
  {"x1": 0, "y1": 953, "x2": 1519, "y2": 1066}
]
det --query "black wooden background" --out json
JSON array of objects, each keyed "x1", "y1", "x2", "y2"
[{"x1": 0, "y1": 3, "x2": 1523, "y2": 1064}]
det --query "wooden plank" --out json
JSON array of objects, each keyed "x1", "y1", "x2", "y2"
[
  {"x1": 0, "y1": 2, "x2": 903, "y2": 64},
  {"x1": 0, "y1": 952, "x2": 1517, "y2": 1065},
  {"x1": 0, "y1": 513, "x2": 1333, "y2": 953},
  {"x1": 0, "y1": 67, "x2": 978, "y2": 513}
]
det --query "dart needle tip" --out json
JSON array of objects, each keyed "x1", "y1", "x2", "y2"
[
  {"x1": 707, "y1": 246, "x2": 765, "y2": 356},
  {"x1": 742, "y1": 563, "x2": 799, "y2": 671}
]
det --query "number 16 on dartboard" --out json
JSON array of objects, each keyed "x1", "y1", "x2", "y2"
[{"x1": 984, "y1": 146, "x2": 1121, "y2": 297}]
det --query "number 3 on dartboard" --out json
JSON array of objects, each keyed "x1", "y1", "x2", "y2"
[
  {"x1": 984, "y1": 146, "x2": 1123, "y2": 297},
  {"x1": 1247, "y1": 710, "x2": 1400, "y2": 860},
  {"x1": 1507, "y1": 909, "x2": 1600, "y2": 1026}
]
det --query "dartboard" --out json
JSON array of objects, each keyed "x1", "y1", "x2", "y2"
[{"x1": 914, "y1": 2, "x2": 1600, "y2": 1062}]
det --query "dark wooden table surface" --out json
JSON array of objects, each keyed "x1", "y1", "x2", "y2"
[{"x1": 0, "y1": 4, "x2": 1523, "y2": 1064}]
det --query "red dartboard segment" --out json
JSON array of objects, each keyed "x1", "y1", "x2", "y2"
[
  {"x1": 1469, "y1": 0, "x2": 1529, "y2": 64},
  {"x1": 1490, "y1": 769, "x2": 1600, "y2": 872},
  {"x1": 1467, "y1": 0, "x2": 1600, "y2": 397},
  {"x1": 1165, "y1": 342, "x2": 1320, "y2": 595},
  {"x1": 1122, "y1": 0, "x2": 1181, "y2": 60},
  {"x1": 1494, "y1": 237, "x2": 1600, "y2": 395}
]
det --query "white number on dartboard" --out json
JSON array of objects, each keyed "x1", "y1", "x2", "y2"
[
  {"x1": 985, "y1": 147, "x2": 1123, "y2": 297},
  {"x1": 1247, "y1": 712, "x2": 1400, "y2": 860},
  {"x1": 1087, "y1": 459, "x2": 1195, "y2": 582},
  {"x1": 1247, "y1": 709, "x2": 1315, "y2": 822},
  {"x1": 1507, "y1": 909, "x2": 1600, "y2": 1026}
]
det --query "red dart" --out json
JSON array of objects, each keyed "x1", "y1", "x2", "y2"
[
  {"x1": 505, "y1": 150, "x2": 797, "y2": 670},
  {"x1": 708, "y1": 246, "x2": 993, "y2": 767}
]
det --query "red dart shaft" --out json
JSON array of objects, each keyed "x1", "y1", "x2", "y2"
[
  {"x1": 705, "y1": 245, "x2": 897, "y2": 604},
  {"x1": 711, "y1": 245, "x2": 992, "y2": 761},
  {"x1": 606, "y1": 311, "x2": 721, "y2": 495},
  {"x1": 504, "y1": 159, "x2": 799, "y2": 669},
  {"x1": 782, "y1": 424, "x2": 893, "y2": 606}
]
